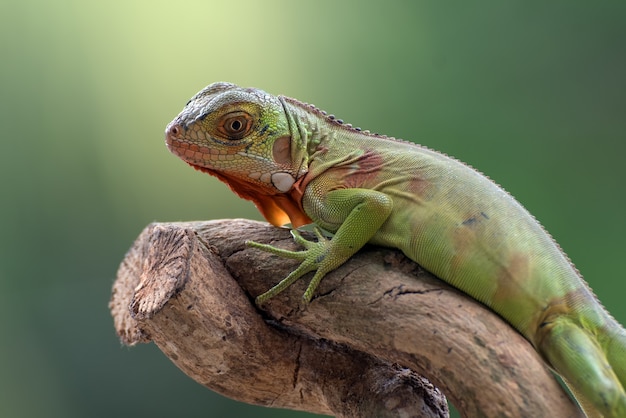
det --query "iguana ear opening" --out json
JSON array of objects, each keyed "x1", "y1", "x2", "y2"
[{"x1": 272, "y1": 136, "x2": 292, "y2": 165}]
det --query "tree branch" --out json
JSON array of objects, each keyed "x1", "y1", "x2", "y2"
[{"x1": 109, "y1": 219, "x2": 583, "y2": 417}]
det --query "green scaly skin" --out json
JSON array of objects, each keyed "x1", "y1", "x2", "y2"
[{"x1": 165, "y1": 82, "x2": 626, "y2": 417}]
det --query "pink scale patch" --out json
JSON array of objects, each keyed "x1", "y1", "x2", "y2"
[
  {"x1": 407, "y1": 176, "x2": 432, "y2": 198},
  {"x1": 344, "y1": 149, "x2": 384, "y2": 188}
]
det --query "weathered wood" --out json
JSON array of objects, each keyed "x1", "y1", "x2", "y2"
[{"x1": 110, "y1": 219, "x2": 583, "y2": 417}]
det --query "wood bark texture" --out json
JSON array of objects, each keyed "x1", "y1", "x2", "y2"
[{"x1": 109, "y1": 219, "x2": 583, "y2": 418}]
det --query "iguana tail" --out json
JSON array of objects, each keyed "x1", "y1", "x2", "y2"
[{"x1": 538, "y1": 313, "x2": 626, "y2": 417}]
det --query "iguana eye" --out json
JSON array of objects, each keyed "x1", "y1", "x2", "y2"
[{"x1": 217, "y1": 111, "x2": 253, "y2": 140}]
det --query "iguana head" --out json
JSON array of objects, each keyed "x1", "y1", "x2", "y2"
[{"x1": 165, "y1": 82, "x2": 311, "y2": 227}]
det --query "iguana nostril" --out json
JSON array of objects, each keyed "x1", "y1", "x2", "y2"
[{"x1": 165, "y1": 123, "x2": 181, "y2": 140}]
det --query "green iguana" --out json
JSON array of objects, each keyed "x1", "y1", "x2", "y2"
[{"x1": 165, "y1": 82, "x2": 626, "y2": 417}]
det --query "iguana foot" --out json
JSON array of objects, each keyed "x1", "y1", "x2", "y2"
[{"x1": 247, "y1": 227, "x2": 331, "y2": 305}]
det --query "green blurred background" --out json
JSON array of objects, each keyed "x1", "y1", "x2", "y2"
[{"x1": 1, "y1": 1, "x2": 624, "y2": 417}]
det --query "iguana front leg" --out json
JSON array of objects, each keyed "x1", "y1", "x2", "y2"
[{"x1": 249, "y1": 187, "x2": 393, "y2": 304}]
